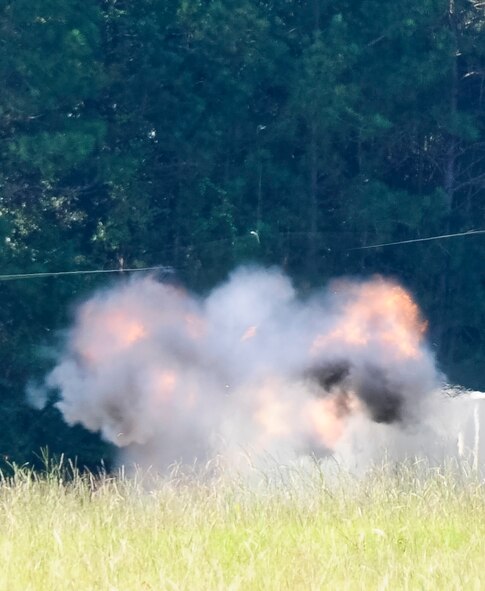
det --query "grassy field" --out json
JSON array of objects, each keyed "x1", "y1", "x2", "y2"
[{"x1": 0, "y1": 458, "x2": 484, "y2": 591}]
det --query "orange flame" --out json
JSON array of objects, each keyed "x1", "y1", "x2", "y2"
[
  {"x1": 151, "y1": 370, "x2": 200, "y2": 411},
  {"x1": 312, "y1": 279, "x2": 427, "y2": 359},
  {"x1": 254, "y1": 380, "x2": 293, "y2": 439},
  {"x1": 104, "y1": 313, "x2": 147, "y2": 347},
  {"x1": 76, "y1": 307, "x2": 147, "y2": 364},
  {"x1": 304, "y1": 392, "x2": 360, "y2": 449}
]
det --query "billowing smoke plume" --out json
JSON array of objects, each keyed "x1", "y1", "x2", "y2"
[{"x1": 40, "y1": 267, "x2": 485, "y2": 470}]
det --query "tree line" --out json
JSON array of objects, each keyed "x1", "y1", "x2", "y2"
[{"x1": 1, "y1": 0, "x2": 484, "y2": 467}]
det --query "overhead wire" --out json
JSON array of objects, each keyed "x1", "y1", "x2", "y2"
[
  {"x1": 0, "y1": 228, "x2": 484, "y2": 281},
  {"x1": 349, "y1": 229, "x2": 485, "y2": 250},
  {"x1": 0, "y1": 265, "x2": 173, "y2": 282}
]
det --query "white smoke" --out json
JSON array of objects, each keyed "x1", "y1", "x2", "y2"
[{"x1": 40, "y1": 266, "x2": 485, "y2": 472}]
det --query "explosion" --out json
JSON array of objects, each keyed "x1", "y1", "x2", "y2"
[
  {"x1": 39, "y1": 267, "x2": 484, "y2": 470},
  {"x1": 311, "y1": 279, "x2": 427, "y2": 359}
]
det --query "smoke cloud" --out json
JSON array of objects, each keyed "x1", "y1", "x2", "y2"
[{"x1": 40, "y1": 266, "x2": 485, "y2": 471}]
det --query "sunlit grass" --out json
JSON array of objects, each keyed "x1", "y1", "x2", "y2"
[{"x1": 0, "y1": 456, "x2": 484, "y2": 590}]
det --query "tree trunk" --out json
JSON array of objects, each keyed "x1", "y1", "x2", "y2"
[
  {"x1": 437, "y1": 0, "x2": 459, "y2": 365},
  {"x1": 307, "y1": 123, "x2": 318, "y2": 276}
]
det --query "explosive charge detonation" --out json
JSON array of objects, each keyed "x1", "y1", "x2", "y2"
[{"x1": 40, "y1": 267, "x2": 485, "y2": 470}]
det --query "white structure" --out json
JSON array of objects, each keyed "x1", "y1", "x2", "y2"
[{"x1": 454, "y1": 389, "x2": 485, "y2": 470}]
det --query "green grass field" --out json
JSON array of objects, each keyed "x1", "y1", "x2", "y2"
[{"x1": 0, "y1": 458, "x2": 484, "y2": 591}]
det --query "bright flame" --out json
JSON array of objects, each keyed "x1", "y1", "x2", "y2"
[
  {"x1": 75, "y1": 307, "x2": 147, "y2": 364},
  {"x1": 105, "y1": 313, "x2": 146, "y2": 347},
  {"x1": 304, "y1": 392, "x2": 360, "y2": 450},
  {"x1": 254, "y1": 379, "x2": 293, "y2": 438},
  {"x1": 312, "y1": 279, "x2": 427, "y2": 359}
]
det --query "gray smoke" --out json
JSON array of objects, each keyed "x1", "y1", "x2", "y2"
[{"x1": 38, "y1": 266, "x2": 485, "y2": 471}]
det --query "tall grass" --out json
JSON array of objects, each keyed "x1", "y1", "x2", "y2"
[{"x1": 0, "y1": 456, "x2": 484, "y2": 590}]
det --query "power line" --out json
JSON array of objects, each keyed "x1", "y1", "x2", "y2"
[
  {"x1": 0, "y1": 265, "x2": 173, "y2": 282},
  {"x1": 1, "y1": 227, "x2": 484, "y2": 281},
  {"x1": 350, "y1": 229, "x2": 485, "y2": 250}
]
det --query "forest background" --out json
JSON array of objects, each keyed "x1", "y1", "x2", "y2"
[{"x1": 1, "y1": 0, "x2": 484, "y2": 468}]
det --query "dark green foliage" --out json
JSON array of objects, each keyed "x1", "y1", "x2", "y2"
[{"x1": 0, "y1": 0, "x2": 484, "y2": 467}]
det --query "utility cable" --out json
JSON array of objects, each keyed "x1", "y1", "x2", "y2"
[
  {"x1": 1, "y1": 228, "x2": 484, "y2": 280},
  {"x1": 350, "y1": 229, "x2": 485, "y2": 250},
  {"x1": 0, "y1": 265, "x2": 173, "y2": 282}
]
